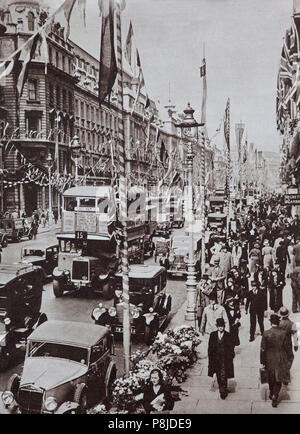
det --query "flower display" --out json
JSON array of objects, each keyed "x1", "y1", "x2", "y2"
[{"x1": 107, "y1": 325, "x2": 201, "y2": 412}]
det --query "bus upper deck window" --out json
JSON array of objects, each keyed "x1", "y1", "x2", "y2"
[
  {"x1": 79, "y1": 198, "x2": 95, "y2": 208},
  {"x1": 65, "y1": 198, "x2": 77, "y2": 211}
]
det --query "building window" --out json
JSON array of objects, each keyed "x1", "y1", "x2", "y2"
[
  {"x1": 17, "y1": 19, "x2": 23, "y2": 32},
  {"x1": 56, "y1": 86, "x2": 60, "y2": 107},
  {"x1": 49, "y1": 83, "x2": 54, "y2": 106},
  {"x1": 56, "y1": 51, "x2": 59, "y2": 68},
  {"x1": 28, "y1": 79, "x2": 38, "y2": 101},
  {"x1": 68, "y1": 92, "x2": 73, "y2": 113},
  {"x1": 26, "y1": 114, "x2": 40, "y2": 133},
  {"x1": 62, "y1": 89, "x2": 67, "y2": 111},
  {"x1": 28, "y1": 12, "x2": 35, "y2": 31},
  {"x1": 81, "y1": 102, "x2": 84, "y2": 119}
]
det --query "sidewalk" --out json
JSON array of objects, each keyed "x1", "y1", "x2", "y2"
[
  {"x1": 168, "y1": 281, "x2": 300, "y2": 414},
  {"x1": 37, "y1": 223, "x2": 60, "y2": 235}
]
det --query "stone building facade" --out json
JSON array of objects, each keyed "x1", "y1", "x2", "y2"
[{"x1": 0, "y1": 0, "x2": 214, "y2": 216}]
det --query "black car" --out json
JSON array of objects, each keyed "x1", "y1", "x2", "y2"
[
  {"x1": 21, "y1": 245, "x2": 59, "y2": 281},
  {"x1": 0, "y1": 263, "x2": 47, "y2": 370}
]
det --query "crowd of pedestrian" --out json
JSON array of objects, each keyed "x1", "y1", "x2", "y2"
[{"x1": 196, "y1": 193, "x2": 299, "y2": 407}]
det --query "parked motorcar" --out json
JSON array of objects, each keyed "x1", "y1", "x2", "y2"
[
  {"x1": 91, "y1": 265, "x2": 171, "y2": 345},
  {"x1": 167, "y1": 235, "x2": 201, "y2": 278},
  {"x1": 2, "y1": 320, "x2": 117, "y2": 414},
  {"x1": 0, "y1": 263, "x2": 47, "y2": 370},
  {"x1": 0, "y1": 218, "x2": 33, "y2": 243},
  {"x1": 21, "y1": 244, "x2": 59, "y2": 281},
  {"x1": 0, "y1": 233, "x2": 8, "y2": 248}
]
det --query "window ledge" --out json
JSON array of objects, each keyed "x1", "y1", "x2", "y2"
[{"x1": 26, "y1": 100, "x2": 41, "y2": 105}]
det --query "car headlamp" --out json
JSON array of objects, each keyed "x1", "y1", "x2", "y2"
[
  {"x1": 108, "y1": 307, "x2": 116, "y2": 317},
  {"x1": 131, "y1": 307, "x2": 140, "y2": 319},
  {"x1": 92, "y1": 306, "x2": 105, "y2": 321},
  {"x1": 4, "y1": 318, "x2": 11, "y2": 326},
  {"x1": 44, "y1": 396, "x2": 58, "y2": 412},
  {"x1": 63, "y1": 270, "x2": 70, "y2": 276},
  {"x1": 115, "y1": 290, "x2": 122, "y2": 298},
  {"x1": 82, "y1": 276, "x2": 88, "y2": 281},
  {"x1": 2, "y1": 391, "x2": 14, "y2": 406},
  {"x1": 149, "y1": 308, "x2": 154, "y2": 313}
]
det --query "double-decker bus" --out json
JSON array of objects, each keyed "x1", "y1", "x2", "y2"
[{"x1": 52, "y1": 186, "x2": 146, "y2": 299}]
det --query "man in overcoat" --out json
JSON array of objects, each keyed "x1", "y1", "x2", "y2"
[
  {"x1": 208, "y1": 318, "x2": 235, "y2": 400},
  {"x1": 279, "y1": 306, "x2": 298, "y2": 383},
  {"x1": 260, "y1": 314, "x2": 290, "y2": 408},
  {"x1": 245, "y1": 280, "x2": 266, "y2": 342}
]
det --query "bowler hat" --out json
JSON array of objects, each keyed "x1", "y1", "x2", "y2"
[
  {"x1": 270, "y1": 314, "x2": 280, "y2": 325},
  {"x1": 208, "y1": 293, "x2": 216, "y2": 301},
  {"x1": 216, "y1": 318, "x2": 225, "y2": 327},
  {"x1": 279, "y1": 306, "x2": 289, "y2": 317}
]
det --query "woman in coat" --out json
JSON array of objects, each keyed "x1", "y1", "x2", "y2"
[
  {"x1": 141, "y1": 369, "x2": 174, "y2": 413},
  {"x1": 231, "y1": 241, "x2": 242, "y2": 268},
  {"x1": 249, "y1": 243, "x2": 261, "y2": 275},
  {"x1": 208, "y1": 318, "x2": 235, "y2": 400},
  {"x1": 224, "y1": 297, "x2": 241, "y2": 347},
  {"x1": 262, "y1": 240, "x2": 273, "y2": 269}
]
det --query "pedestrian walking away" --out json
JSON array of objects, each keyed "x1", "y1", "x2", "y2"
[
  {"x1": 260, "y1": 314, "x2": 290, "y2": 408},
  {"x1": 208, "y1": 318, "x2": 235, "y2": 400},
  {"x1": 279, "y1": 306, "x2": 298, "y2": 384}
]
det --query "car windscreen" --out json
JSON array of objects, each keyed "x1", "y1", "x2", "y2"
[
  {"x1": 23, "y1": 249, "x2": 44, "y2": 257},
  {"x1": 28, "y1": 341, "x2": 89, "y2": 365}
]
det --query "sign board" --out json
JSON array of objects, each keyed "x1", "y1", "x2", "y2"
[
  {"x1": 76, "y1": 213, "x2": 97, "y2": 232},
  {"x1": 75, "y1": 231, "x2": 88, "y2": 240},
  {"x1": 62, "y1": 212, "x2": 75, "y2": 232},
  {"x1": 284, "y1": 193, "x2": 300, "y2": 205}
]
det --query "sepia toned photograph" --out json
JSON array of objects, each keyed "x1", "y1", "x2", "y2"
[{"x1": 0, "y1": 0, "x2": 299, "y2": 419}]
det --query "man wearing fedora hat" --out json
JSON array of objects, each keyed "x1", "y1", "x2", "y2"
[
  {"x1": 245, "y1": 280, "x2": 266, "y2": 342},
  {"x1": 279, "y1": 306, "x2": 298, "y2": 383},
  {"x1": 260, "y1": 314, "x2": 290, "y2": 408},
  {"x1": 208, "y1": 317, "x2": 235, "y2": 400}
]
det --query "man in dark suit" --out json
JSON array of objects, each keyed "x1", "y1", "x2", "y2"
[
  {"x1": 245, "y1": 280, "x2": 266, "y2": 342},
  {"x1": 208, "y1": 318, "x2": 235, "y2": 400},
  {"x1": 260, "y1": 314, "x2": 290, "y2": 408}
]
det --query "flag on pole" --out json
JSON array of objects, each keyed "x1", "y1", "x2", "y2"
[
  {"x1": 17, "y1": 32, "x2": 41, "y2": 97},
  {"x1": 224, "y1": 98, "x2": 230, "y2": 153},
  {"x1": 131, "y1": 49, "x2": 145, "y2": 114},
  {"x1": 125, "y1": 21, "x2": 134, "y2": 66},
  {"x1": 37, "y1": 28, "x2": 49, "y2": 74},
  {"x1": 77, "y1": 0, "x2": 87, "y2": 28},
  {"x1": 0, "y1": 51, "x2": 21, "y2": 85},
  {"x1": 200, "y1": 57, "x2": 207, "y2": 126},
  {"x1": 98, "y1": 0, "x2": 117, "y2": 105},
  {"x1": 235, "y1": 123, "x2": 245, "y2": 162}
]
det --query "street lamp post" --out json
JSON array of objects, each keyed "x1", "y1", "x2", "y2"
[
  {"x1": 46, "y1": 152, "x2": 54, "y2": 227},
  {"x1": 176, "y1": 103, "x2": 204, "y2": 321},
  {"x1": 70, "y1": 136, "x2": 81, "y2": 181}
]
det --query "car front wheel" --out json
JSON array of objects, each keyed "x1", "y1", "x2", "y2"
[
  {"x1": 53, "y1": 279, "x2": 64, "y2": 298},
  {"x1": 0, "y1": 347, "x2": 10, "y2": 371},
  {"x1": 7, "y1": 373, "x2": 20, "y2": 397},
  {"x1": 73, "y1": 383, "x2": 88, "y2": 414}
]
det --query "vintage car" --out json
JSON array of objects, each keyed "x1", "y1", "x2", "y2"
[
  {"x1": 21, "y1": 244, "x2": 59, "y2": 281},
  {"x1": 207, "y1": 212, "x2": 227, "y2": 231},
  {"x1": 0, "y1": 232, "x2": 8, "y2": 248},
  {"x1": 2, "y1": 320, "x2": 117, "y2": 414},
  {"x1": 154, "y1": 221, "x2": 171, "y2": 238},
  {"x1": 91, "y1": 265, "x2": 172, "y2": 345},
  {"x1": 0, "y1": 218, "x2": 33, "y2": 243},
  {"x1": 167, "y1": 235, "x2": 201, "y2": 278},
  {"x1": 0, "y1": 263, "x2": 47, "y2": 370}
]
